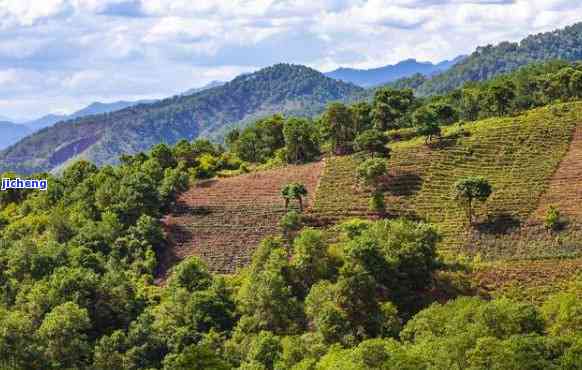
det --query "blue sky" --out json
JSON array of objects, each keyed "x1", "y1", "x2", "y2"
[{"x1": 0, "y1": 0, "x2": 581, "y2": 120}]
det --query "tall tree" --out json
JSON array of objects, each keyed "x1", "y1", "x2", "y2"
[
  {"x1": 372, "y1": 88, "x2": 415, "y2": 131},
  {"x1": 453, "y1": 176, "x2": 493, "y2": 225},
  {"x1": 283, "y1": 118, "x2": 320, "y2": 164},
  {"x1": 322, "y1": 102, "x2": 357, "y2": 155}
]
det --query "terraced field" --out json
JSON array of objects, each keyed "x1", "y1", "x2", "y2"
[
  {"x1": 532, "y1": 124, "x2": 582, "y2": 221},
  {"x1": 159, "y1": 162, "x2": 323, "y2": 278},
  {"x1": 161, "y1": 102, "x2": 582, "y2": 284},
  {"x1": 312, "y1": 102, "x2": 582, "y2": 258},
  {"x1": 473, "y1": 258, "x2": 582, "y2": 303}
]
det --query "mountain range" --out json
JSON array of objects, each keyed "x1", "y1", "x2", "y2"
[
  {"x1": 1, "y1": 21, "x2": 582, "y2": 175},
  {"x1": 0, "y1": 121, "x2": 31, "y2": 151},
  {"x1": 181, "y1": 81, "x2": 226, "y2": 96},
  {"x1": 324, "y1": 56, "x2": 465, "y2": 87},
  {"x1": 0, "y1": 100, "x2": 158, "y2": 151},
  {"x1": 0, "y1": 64, "x2": 363, "y2": 174}
]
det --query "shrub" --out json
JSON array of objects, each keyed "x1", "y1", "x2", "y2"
[{"x1": 544, "y1": 205, "x2": 564, "y2": 231}]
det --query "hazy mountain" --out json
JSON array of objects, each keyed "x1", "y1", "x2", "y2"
[
  {"x1": 24, "y1": 100, "x2": 156, "y2": 131},
  {"x1": 324, "y1": 56, "x2": 465, "y2": 87},
  {"x1": 0, "y1": 64, "x2": 363, "y2": 174},
  {"x1": 24, "y1": 114, "x2": 69, "y2": 131},
  {"x1": 67, "y1": 100, "x2": 156, "y2": 120},
  {"x1": 182, "y1": 81, "x2": 226, "y2": 96},
  {"x1": 0, "y1": 121, "x2": 31, "y2": 150}
]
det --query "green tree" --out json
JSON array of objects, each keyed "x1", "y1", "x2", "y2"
[
  {"x1": 460, "y1": 88, "x2": 482, "y2": 121},
  {"x1": 354, "y1": 129, "x2": 390, "y2": 157},
  {"x1": 570, "y1": 70, "x2": 582, "y2": 99},
  {"x1": 322, "y1": 102, "x2": 357, "y2": 155},
  {"x1": 169, "y1": 257, "x2": 213, "y2": 292},
  {"x1": 372, "y1": 88, "x2": 415, "y2": 131},
  {"x1": 37, "y1": 302, "x2": 91, "y2": 369},
  {"x1": 350, "y1": 101, "x2": 373, "y2": 132},
  {"x1": 486, "y1": 81, "x2": 516, "y2": 116},
  {"x1": 163, "y1": 344, "x2": 230, "y2": 370},
  {"x1": 542, "y1": 292, "x2": 582, "y2": 337},
  {"x1": 281, "y1": 183, "x2": 308, "y2": 212},
  {"x1": 283, "y1": 118, "x2": 320, "y2": 163},
  {"x1": 356, "y1": 158, "x2": 387, "y2": 214},
  {"x1": 413, "y1": 106, "x2": 441, "y2": 144},
  {"x1": 151, "y1": 143, "x2": 178, "y2": 169},
  {"x1": 453, "y1": 176, "x2": 493, "y2": 225}
]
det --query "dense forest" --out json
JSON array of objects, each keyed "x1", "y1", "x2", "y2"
[{"x1": 1, "y1": 60, "x2": 581, "y2": 369}]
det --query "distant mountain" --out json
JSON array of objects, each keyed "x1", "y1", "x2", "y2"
[
  {"x1": 0, "y1": 121, "x2": 31, "y2": 150},
  {"x1": 324, "y1": 56, "x2": 465, "y2": 87},
  {"x1": 415, "y1": 22, "x2": 582, "y2": 96},
  {"x1": 67, "y1": 100, "x2": 156, "y2": 120},
  {"x1": 24, "y1": 114, "x2": 69, "y2": 131},
  {"x1": 24, "y1": 100, "x2": 156, "y2": 131},
  {"x1": 182, "y1": 81, "x2": 226, "y2": 96},
  {"x1": 0, "y1": 115, "x2": 15, "y2": 122},
  {"x1": 0, "y1": 64, "x2": 363, "y2": 174}
]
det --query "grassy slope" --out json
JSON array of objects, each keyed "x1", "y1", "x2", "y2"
[{"x1": 312, "y1": 102, "x2": 582, "y2": 261}]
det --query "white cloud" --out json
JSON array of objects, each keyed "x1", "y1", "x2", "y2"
[
  {"x1": 0, "y1": 0, "x2": 70, "y2": 27},
  {"x1": 0, "y1": 0, "x2": 581, "y2": 117}
]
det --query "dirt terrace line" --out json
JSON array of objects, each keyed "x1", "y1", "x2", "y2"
[{"x1": 157, "y1": 161, "x2": 324, "y2": 280}]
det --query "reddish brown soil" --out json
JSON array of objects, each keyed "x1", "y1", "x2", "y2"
[
  {"x1": 157, "y1": 162, "x2": 324, "y2": 280},
  {"x1": 532, "y1": 124, "x2": 582, "y2": 222},
  {"x1": 473, "y1": 258, "x2": 582, "y2": 293}
]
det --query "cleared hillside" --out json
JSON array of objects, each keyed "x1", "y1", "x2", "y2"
[
  {"x1": 311, "y1": 102, "x2": 582, "y2": 259},
  {"x1": 159, "y1": 162, "x2": 323, "y2": 277},
  {"x1": 158, "y1": 102, "x2": 582, "y2": 277}
]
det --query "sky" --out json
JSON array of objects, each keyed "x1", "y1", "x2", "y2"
[{"x1": 0, "y1": 0, "x2": 581, "y2": 120}]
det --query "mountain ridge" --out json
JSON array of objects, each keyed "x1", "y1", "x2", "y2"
[
  {"x1": 0, "y1": 121, "x2": 31, "y2": 150},
  {"x1": 0, "y1": 64, "x2": 363, "y2": 174},
  {"x1": 324, "y1": 56, "x2": 465, "y2": 87}
]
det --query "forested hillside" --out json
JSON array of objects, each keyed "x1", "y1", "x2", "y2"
[
  {"x1": 0, "y1": 64, "x2": 362, "y2": 174},
  {"x1": 413, "y1": 22, "x2": 582, "y2": 95},
  {"x1": 1, "y1": 59, "x2": 582, "y2": 369}
]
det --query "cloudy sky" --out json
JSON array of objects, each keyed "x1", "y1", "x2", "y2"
[{"x1": 0, "y1": 0, "x2": 581, "y2": 120}]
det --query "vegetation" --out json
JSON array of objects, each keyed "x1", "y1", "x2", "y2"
[
  {"x1": 281, "y1": 183, "x2": 308, "y2": 212},
  {"x1": 413, "y1": 22, "x2": 582, "y2": 96},
  {"x1": 313, "y1": 101, "x2": 582, "y2": 257},
  {"x1": 453, "y1": 177, "x2": 493, "y2": 225},
  {"x1": 1, "y1": 25, "x2": 582, "y2": 369},
  {"x1": 0, "y1": 64, "x2": 362, "y2": 174}
]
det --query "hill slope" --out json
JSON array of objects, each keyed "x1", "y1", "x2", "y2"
[
  {"x1": 0, "y1": 121, "x2": 31, "y2": 150},
  {"x1": 311, "y1": 102, "x2": 582, "y2": 260},
  {"x1": 23, "y1": 99, "x2": 157, "y2": 132},
  {"x1": 414, "y1": 22, "x2": 582, "y2": 95},
  {"x1": 160, "y1": 162, "x2": 323, "y2": 276},
  {"x1": 325, "y1": 57, "x2": 464, "y2": 87},
  {"x1": 0, "y1": 64, "x2": 363, "y2": 174},
  {"x1": 159, "y1": 102, "x2": 582, "y2": 276}
]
